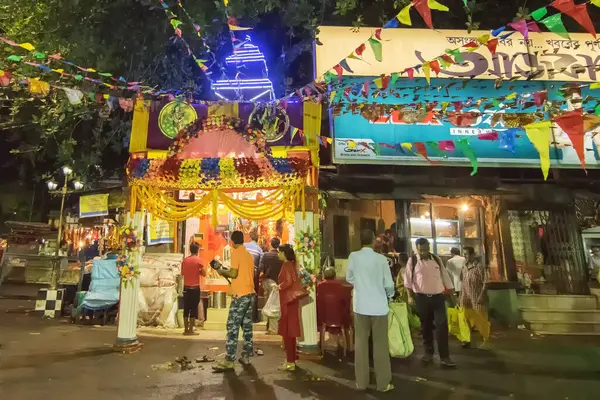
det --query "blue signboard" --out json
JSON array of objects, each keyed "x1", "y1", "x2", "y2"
[{"x1": 332, "y1": 77, "x2": 599, "y2": 169}]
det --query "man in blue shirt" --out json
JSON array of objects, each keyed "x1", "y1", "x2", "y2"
[{"x1": 346, "y1": 229, "x2": 395, "y2": 393}]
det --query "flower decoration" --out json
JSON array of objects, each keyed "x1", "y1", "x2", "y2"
[
  {"x1": 116, "y1": 254, "x2": 140, "y2": 288},
  {"x1": 295, "y1": 227, "x2": 319, "y2": 274},
  {"x1": 120, "y1": 225, "x2": 140, "y2": 251},
  {"x1": 298, "y1": 267, "x2": 317, "y2": 292}
]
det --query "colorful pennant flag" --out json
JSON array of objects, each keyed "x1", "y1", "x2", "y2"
[
  {"x1": 531, "y1": 7, "x2": 548, "y2": 21},
  {"x1": 540, "y1": 14, "x2": 570, "y2": 39},
  {"x1": 554, "y1": 110, "x2": 586, "y2": 171},
  {"x1": 499, "y1": 129, "x2": 517, "y2": 152},
  {"x1": 428, "y1": 0, "x2": 449, "y2": 12},
  {"x1": 398, "y1": 4, "x2": 413, "y2": 26},
  {"x1": 524, "y1": 121, "x2": 553, "y2": 180},
  {"x1": 454, "y1": 138, "x2": 478, "y2": 176},
  {"x1": 413, "y1": 0, "x2": 434, "y2": 29},
  {"x1": 368, "y1": 38, "x2": 383, "y2": 62}
]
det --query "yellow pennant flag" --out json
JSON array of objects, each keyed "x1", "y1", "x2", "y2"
[
  {"x1": 19, "y1": 42, "x2": 35, "y2": 51},
  {"x1": 223, "y1": 0, "x2": 229, "y2": 6},
  {"x1": 506, "y1": 92, "x2": 517, "y2": 100},
  {"x1": 290, "y1": 127, "x2": 299, "y2": 140},
  {"x1": 524, "y1": 121, "x2": 553, "y2": 180},
  {"x1": 397, "y1": 4, "x2": 413, "y2": 26},
  {"x1": 428, "y1": 0, "x2": 449, "y2": 12},
  {"x1": 373, "y1": 77, "x2": 383, "y2": 89},
  {"x1": 29, "y1": 78, "x2": 50, "y2": 96},
  {"x1": 401, "y1": 142, "x2": 413, "y2": 151},
  {"x1": 590, "y1": 83, "x2": 600, "y2": 90},
  {"x1": 477, "y1": 34, "x2": 490, "y2": 44},
  {"x1": 326, "y1": 137, "x2": 333, "y2": 144},
  {"x1": 348, "y1": 140, "x2": 357, "y2": 149},
  {"x1": 422, "y1": 62, "x2": 431, "y2": 85},
  {"x1": 329, "y1": 90, "x2": 337, "y2": 102},
  {"x1": 229, "y1": 24, "x2": 252, "y2": 31}
]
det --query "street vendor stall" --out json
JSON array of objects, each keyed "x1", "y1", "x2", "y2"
[{"x1": 125, "y1": 99, "x2": 321, "y2": 346}]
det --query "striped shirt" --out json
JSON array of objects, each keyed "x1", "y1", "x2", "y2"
[
  {"x1": 244, "y1": 241, "x2": 263, "y2": 270},
  {"x1": 460, "y1": 260, "x2": 488, "y2": 312}
]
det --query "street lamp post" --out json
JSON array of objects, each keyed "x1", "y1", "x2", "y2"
[{"x1": 46, "y1": 167, "x2": 83, "y2": 289}]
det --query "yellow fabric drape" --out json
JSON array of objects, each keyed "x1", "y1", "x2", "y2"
[
  {"x1": 130, "y1": 100, "x2": 150, "y2": 152},
  {"x1": 132, "y1": 185, "x2": 303, "y2": 225},
  {"x1": 303, "y1": 101, "x2": 322, "y2": 167}
]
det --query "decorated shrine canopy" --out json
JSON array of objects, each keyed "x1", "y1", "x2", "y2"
[
  {"x1": 316, "y1": 27, "x2": 600, "y2": 82},
  {"x1": 127, "y1": 100, "x2": 322, "y2": 224},
  {"x1": 332, "y1": 77, "x2": 600, "y2": 178}
]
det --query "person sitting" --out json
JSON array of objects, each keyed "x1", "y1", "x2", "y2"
[{"x1": 316, "y1": 266, "x2": 352, "y2": 358}]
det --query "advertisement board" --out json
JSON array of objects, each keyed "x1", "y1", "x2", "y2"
[
  {"x1": 79, "y1": 194, "x2": 109, "y2": 218},
  {"x1": 332, "y1": 78, "x2": 600, "y2": 168}
]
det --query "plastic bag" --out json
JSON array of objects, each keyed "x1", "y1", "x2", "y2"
[
  {"x1": 407, "y1": 303, "x2": 421, "y2": 330},
  {"x1": 388, "y1": 302, "x2": 414, "y2": 358},
  {"x1": 262, "y1": 289, "x2": 281, "y2": 319},
  {"x1": 447, "y1": 307, "x2": 471, "y2": 343}
]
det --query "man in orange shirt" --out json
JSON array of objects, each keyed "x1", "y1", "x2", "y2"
[
  {"x1": 181, "y1": 242, "x2": 206, "y2": 336},
  {"x1": 212, "y1": 230, "x2": 256, "y2": 372}
]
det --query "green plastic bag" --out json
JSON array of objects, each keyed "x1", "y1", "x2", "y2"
[
  {"x1": 388, "y1": 302, "x2": 414, "y2": 358},
  {"x1": 407, "y1": 303, "x2": 421, "y2": 330},
  {"x1": 447, "y1": 306, "x2": 471, "y2": 343}
]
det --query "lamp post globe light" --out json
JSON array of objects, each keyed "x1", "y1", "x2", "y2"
[{"x1": 46, "y1": 167, "x2": 84, "y2": 260}]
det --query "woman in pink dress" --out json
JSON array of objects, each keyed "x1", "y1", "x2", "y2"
[{"x1": 277, "y1": 244, "x2": 302, "y2": 371}]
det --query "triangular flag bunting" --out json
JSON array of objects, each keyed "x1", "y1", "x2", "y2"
[
  {"x1": 541, "y1": 14, "x2": 570, "y2": 39},
  {"x1": 368, "y1": 38, "x2": 383, "y2": 62},
  {"x1": 373, "y1": 77, "x2": 383, "y2": 89},
  {"x1": 414, "y1": 142, "x2": 432, "y2": 162},
  {"x1": 413, "y1": 0, "x2": 434, "y2": 29},
  {"x1": 554, "y1": 110, "x2": 586, "y2": 171},
  {"x1": 487, "y1": 38, "x2": 499, "y2": 55},
  {"x1": 509, "y1": 20, "x2": 529, "y2": 39},
  {"x1": 339, "y1": 59, "x2": 354, "y2": 73},
  {"x1": 397, "y1": 4, "x2": 413, "y2": 26},
  {"x1": 384, "y1": 18, "x2": 400, "y2": 28},
  {"x1": 524, "y1": 120, "x2": 553, "y2": 180},
  {"x1": 531, "y1": 7, "x2": 548, "y2": 21},
  {"x1": 422, "y1": 62, "x2": 431, "y2": 84},
  {"x1": 428, "y1": 0, "x2": 449, "y2": 12},
  {"x1": 430, "y1": 60, "x2": 441, "y2": 76},
  {"x1": 19, "y1": 42, "x2": 35, "y2": 51},
  {"x1": 454, "y1": 138, "x2": 478, "y2": 176}
]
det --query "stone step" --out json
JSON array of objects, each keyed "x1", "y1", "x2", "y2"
[
  {"x1": 518, "y1": 294, "x2": 599, "y2": 310},
  {"x1": 520, "y1": 308, "x2": 600, "y2": 323},
  {"x1": 527, "y1": 320, "x2": 600, "y2": 335},
  {"x1": 203, "y1": 320, "x2": 267, "y2": 332}
]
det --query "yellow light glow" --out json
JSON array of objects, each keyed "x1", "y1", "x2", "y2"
[{"x1": 461, "y1": 204, "x2": 469, "y2": 212}]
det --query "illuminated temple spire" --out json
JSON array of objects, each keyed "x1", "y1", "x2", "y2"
[{"x1": 213, "y1": 35, "x2": 275, "y2": 102}]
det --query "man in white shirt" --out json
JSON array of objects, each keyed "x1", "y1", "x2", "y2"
[
  {"x1": 346, "y1": 229, "x2": 395, "y2": 393},
  {"x1": 446, "y1": 247, "x2": 466, "y2": 294},
  {"x1": 405, "y1": 238, "x2": 456, "y2": 368}
]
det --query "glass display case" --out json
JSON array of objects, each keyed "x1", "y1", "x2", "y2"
[{"x1": 409, "y1": 202, "x2": 484, "y2": 262}]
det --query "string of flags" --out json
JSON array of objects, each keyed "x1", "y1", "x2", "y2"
[{"x1": 0, "y1": 36, "x2": 157, "y2": 93}]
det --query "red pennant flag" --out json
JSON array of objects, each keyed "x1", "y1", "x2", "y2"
[
  {"x1": 374, "y1": 28, "x2": 382, "y2": 41},
  {"x1": 452, "y1": 101, "x2": 463, "y2": 112},
  {"x1": 463, "y1": 41, "x2": 479, "y2": 49},
  {"x1": 343, "y1": 87, "x2": 352, "y2": 99},
  {"x1": 527, "y1": 21, "x2": 542, "y2": 33},
  {"x1": 413, "y1": 0, "x2": 433, "y2": 29},
  {"x1": 551, "y1": 0, "x2": 596, "y2": 37},
  {"x1": 441, "y1": 54, "x2": 455, "y2": 65},
  {"x1": 486, "y1": 38, "x2": 499, "y2": 55},
  {"x1": 355, "y1": 43, "x2": 366, "y2": 56},
  {"x1": 478, "y1": 132, "x2": 499, "y2": 141},
  {"x1": 414, "y1": 142, "x2": 432, "y2": 162},
  {"x1": 333, "y1": 64, "x2": 343, "y2": 81},
  {"x1": 534, "y1": 91, "x2": 548, "y2": 107},
  {"x1": 430, "y1": 60, "x2": 441, "y2": 76},
  {"x1": 554, "y1": 109, "x2": 586, "y2": 171},
  {"x1": 422, "y1": 111, "x2": 435, "y2": 124},
  {"x1": 381, "y1": 74, "x2": 390, "y2": 89}
]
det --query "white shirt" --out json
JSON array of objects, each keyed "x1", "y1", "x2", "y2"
[
  {"x1": 346, "y1": 247, "x2": 395, "y2": 316},
  {"x1": 446, "y1": 255, "x2": 466, "y2": 291}
]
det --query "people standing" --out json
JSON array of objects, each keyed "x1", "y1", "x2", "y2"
[
  {"x1": 405, "y1": 237, "x2": 456, "y2": 368},
  {"x1": 213, "y1": 230, "x2": 256, "y2": 372},
  {"x1": 346, "y1": 229, "x2": 395, "y2": 393},
  {"x1": 460, "y1": 246, "x2": 491, "y2": 349},
  {"x1": 277, "y1": 244, "x2": 302, "y2": 371},
  {"x1": 446, "y1": 248, "x2": 466, "y2": 295},
  {"x1": 180, "y1": 242, "x2": 206, "y2": 336},
  {"x1": 259, "y1": 237, "x2": 284, "y2": 334},
  {"x1": 244, "y1": 230, "x2": 263, "y2": 323}
]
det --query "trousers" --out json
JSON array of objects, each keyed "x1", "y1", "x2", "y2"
[
  {"x1": 283, "y1": 336, "x2": 297, "y2": 363},
  {"x1": 225, "y1": 293, "x2": 256, "y2": 362},
  {"x1": 414, "y1": 293, "x2": 450, "y2": 359},
  {"x1": 353, "y1": 313, "x2": 392, "y2": 391},
  {"x1": 463, "y1": 307, "x2": 491, "y2": 342}
]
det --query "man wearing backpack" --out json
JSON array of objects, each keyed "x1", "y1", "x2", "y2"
[{"x1": 404, "y1": 238, "x2": 456, "y2": 368}]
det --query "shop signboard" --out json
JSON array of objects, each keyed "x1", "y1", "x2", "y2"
[
  {"x1": 332, "y1": 78, "x2": 600, "y2": 169},
  {"x1": 79, "y1": 194, "x2": 109, "y2": 218},
  {"x1": 148, "y1": 215, "x2": 174, "y2": 245},
  {"x1": 316, "y1": 26, "x2": 600, "y2": 82}
]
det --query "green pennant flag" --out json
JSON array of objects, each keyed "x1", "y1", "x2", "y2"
[
  {"x1": 530, "y1": 7, "x2": 547, "y2": 21},
  {"x1": 455, "y1": 138, "x2": 478, "y2": 176},
  {"x1": 447, "y1": 49, "x2": 463, "y2": 64},
  {"x1": 89, "y1": 92, "x2": 95, "y2": 101},
  {"x1": 373, "y1": 142, "x2": 381, "y2": 156},
  {"x1": 425, "y1": 141, "x2": 443, "y2": 157},
  {"x1": 390, "y1": 72, "x2": 400, "y2": 85},
  {"x1": 33, "y1": 51, "x2": 46, "y2": 59},
  {"x1": 595, "y1": 103, "x2": 600, "y2": 116},
  {"x1": 368, "y1": 37, "x2": 383, "y2": 62},
  {"x1": 98, "y1": 72, "x2": 113, "y2": 77},
  {"x1": 541, "y1": 14, "x2": 570, "y2": 39},
  {"x1": 170, "y1": 19, "x2": 183, "y2": 29},
  {"x1": 323, "y1": 71, "x2": 336, "y2": 83},
  {"x1": 74, "y1": 74, "x2": 84, "y2": 81},
  {"x1": 7, "y1": 55, "x2": 22, "y2": 62}
]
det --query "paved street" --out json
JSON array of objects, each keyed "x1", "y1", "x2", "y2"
[{"x1": 1, "y1": 300, "x2": 600, "y2": 400}]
